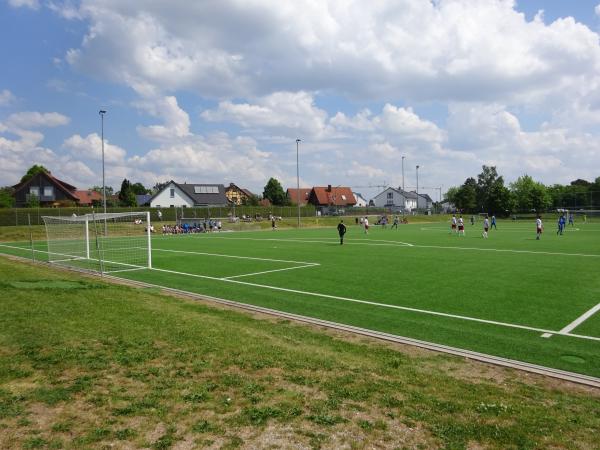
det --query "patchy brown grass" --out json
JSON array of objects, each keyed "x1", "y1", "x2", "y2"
[{"x1": 0, "y1": 257, "x2": 599, "y2": 449}]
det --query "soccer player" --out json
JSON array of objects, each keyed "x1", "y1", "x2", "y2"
[
  {"x1": 337, "y1": 220, "x2": 347, "y2": 245},
  {"x1": 491, "y1": 215, "x2": 497, "y2": 230},
  {"x1": 392, "y1": 215, "x2": 399, "y2": 229},
  {"x1": 482, "y1": 215, "x2": 489, "y2": 238},
  {"x1": 536, "y1": 216, "x2": 543, "y2": 240},
  {"x1": 557, "y1": 214, "x2": 565, "y2": 235},
  {"x1": 569, "y1": 213, "x2": 574, "y2": 227},
  {"x1": 451, "y1": 215, "x2": 457, "y2": 234},
  {"x1": 458, "y1": 215, "x2": 465, "y2": 236},
  {"x1": 364, "y1": 216, "x2": 369, "y2": 234},
  {"x1": 470, "y1": 215, "x2": 475, "y2": 226}
]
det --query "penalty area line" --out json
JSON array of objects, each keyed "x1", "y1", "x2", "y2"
[
  {"x1": 145, "y1": 266, "x2": 600, "y2": 343},
  {"x1": 541, "y1": 303, "x2": 600, "y2": 339}
]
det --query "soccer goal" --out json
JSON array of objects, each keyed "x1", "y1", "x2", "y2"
[{"x1": 42, "y1": 211, "x2": 152, "y2": 274}]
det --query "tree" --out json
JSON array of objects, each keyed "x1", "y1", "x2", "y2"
[
  {"x1": 476, "y1": 165, "x2": 511, "y2": 214},
  {"x1": 0, "y1": 187, "x2": 15, "y2": 208},
  {"x1": 510, "y1": 175, "x2": 551, "y2": 212},
  {"x1": 152, "y1": 181, "x2": 170, "y2": 194},
  {"x1": 443, "y1": 186, "x2": 459, "y2": 205},
  {"x1": 454, "y1": 178, "x2": 477, "y2": 212},
  {"x1": 20, "y1": 165, "x2": 50, "y2": 183},
  {"x1": 118, "y1": 179, "x2": 137, "y2": 207},
  {"x1": 90, "y1": 185, "x2": 114, "y2": 197},
  {"x1": 26, "y1": 194, "x2": 40, "y2": 208},
  {"x1": 130, "y1": 182, "x2": 150, "y2": 195},
  {"x1": 262, "y1": 178, "x2": 288, "y2": 206},
  {"x1": 244, "y1": 195, "x2": 260, "y2": 206}
]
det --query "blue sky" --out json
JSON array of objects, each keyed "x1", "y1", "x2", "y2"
[{"x1": 1, "y1": 0, "x2": 600, "y2": 200}]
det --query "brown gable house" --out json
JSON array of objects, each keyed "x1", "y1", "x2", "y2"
[
  {"x1": 225, "y1": 183, "x2": 254, "y2": 205},
  {"x1": 12, "y1": 171, "x2": 80, "y2": 207},
  {"x1": 309, "y1": 185, "x2": 357, "y2": 208},
  {"x1": 286, "y1": 188, "x2": 312, "y2": 206}
]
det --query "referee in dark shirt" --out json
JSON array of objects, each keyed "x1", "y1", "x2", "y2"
[{"x1": 337, "y1": 220, "x2": 347, "y2": 245}]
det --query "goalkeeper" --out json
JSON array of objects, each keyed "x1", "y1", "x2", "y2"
[{"x1": 337, "y1": 220, "x2": 347, "y2": 245}]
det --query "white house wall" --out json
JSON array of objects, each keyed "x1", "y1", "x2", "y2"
[{"x1": 150, "y1": 183, "x2": 194, "y2": 208}]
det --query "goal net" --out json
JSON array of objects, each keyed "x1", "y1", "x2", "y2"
[{"x1": 42, "y1": 211, "x2": 152, "y2": 274}]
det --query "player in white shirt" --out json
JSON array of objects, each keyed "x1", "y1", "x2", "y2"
[
  {"x1": 363, "y1": 217, "x2": 369, "y2": 234},
  {"x1": 482, "y1": 215, "x2": 489, "y2": 238},
  {"x1": 536, "y1": 216, "x2": 543, "y2": 240},
  {"x1": 450, "y1": 215, "x2": 457, "y2": 234},
  {"x1": 457, "y1": 215, "x2": 465, "y2": 236}
]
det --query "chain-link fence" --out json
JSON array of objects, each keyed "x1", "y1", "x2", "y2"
[{"x1": 0, "y1": 206, "x2": 321, "y2": 227}]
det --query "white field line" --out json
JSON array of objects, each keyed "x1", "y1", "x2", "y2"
[
  {"x1": 146, "y1": 265, "x2": 600, "y2": 343},
  {"x1": 542, "y1": 303, "x2": 600, "y2": 339},
  {"x1": 0, "y1": 243, "x2": 145, "y2": 271},
  {"x1": 207, "y1": 236, "x2": 415, "y2": 248},
  {"x1": 201, "y1": 236, "x2": 600, "y2": 258},
  {"x1": 420, "y1": 226, "x2": 582, "y2": 232},
  {"x1": 222, "y1": 264, "x2": 319, "y2": 280},
  {"x1": 145, "y1": 247, "x2": 319, "y2": 265},
  {"x1": 104, "y1": 267, "x2": 147, "y2": 274},
  {"x1": 52, "y1": 257, "x2": 85, "y2": 263}
]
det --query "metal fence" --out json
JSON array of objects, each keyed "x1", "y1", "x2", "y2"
[{"x1": 0, "y1": 205, "x2": 319, "y2": 227}]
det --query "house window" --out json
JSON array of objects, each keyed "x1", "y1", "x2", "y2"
[
  {"x1": 43, "y1": 186, "x2": 53, "y2": 197},
  {"x1": 29, "y1": 187, "x2": 40, "y2": 197},
  {"x1": 170, "y1": 188, "x2": 175, "y2": 198},
  {"x1": 387, "y1": 192, "x2": 393, "y2": 200}
]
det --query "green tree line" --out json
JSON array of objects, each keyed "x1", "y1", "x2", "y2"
[{"x1": 445, "y1": 166, "x2": 600, "y2": 215}]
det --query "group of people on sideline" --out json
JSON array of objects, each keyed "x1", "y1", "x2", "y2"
[{"x1": 161, "y1": 219, "x2": 222, "y2": 234}]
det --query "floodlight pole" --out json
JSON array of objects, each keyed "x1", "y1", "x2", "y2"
[
  {"x1": 416, "y1": 165, "x2": 420, "y2": 211},
  {"x1": 99, "y1": 110, "x2": 107, "y2": 217},
  {"x1": 99, "y1": 110, "x2": 108, "y2": 236},
  {"x1": 296, "y1": 138, "x2": 301, "y2": 228},
  {"x1": 402, "y1": 156, "x2": 405, "y2": 191}
]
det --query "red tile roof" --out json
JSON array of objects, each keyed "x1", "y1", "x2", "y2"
[
  {"x1": 74, "y1": 190, "x2": 102, "y2": 205},
  {"x1": 310, "y1": 186, "x2": 356, "y2": 206},
  {"x1": 286, "y1": 188, "x2": 311, "y2": 206}
]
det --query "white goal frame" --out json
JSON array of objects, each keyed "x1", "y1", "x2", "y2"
[{"x1": 42, "y1": 211, "x2": 152, "y2": 273}]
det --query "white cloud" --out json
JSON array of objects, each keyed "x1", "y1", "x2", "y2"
[
  {"x1": 63, "y1": 0, "x2": 600, "y2": 110},
  {"x1": 595, "y1": 4, "x2": 600, "y2": 18},
  {"x1": 135, "y1": 95, "x2": 191, "y2": 141},
  {"x1": 0, "y1": 90, "x2": 16, "y2": 107},
  {"x1": 8, "y1": 0, "x2": 40, "y2": 10},
  {"x1": 63, "y1": 133, "x2": 127, "y2": 164},
  {"x1": 202, "y1": 91, "x2": 330, "y2": 138},
  {"x1": 6, "y1": 112, "x2": 70, "y2": 129}
]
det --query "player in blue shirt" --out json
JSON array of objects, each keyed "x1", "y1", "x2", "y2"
[
  {"x1": 491, "y1": 215, "x2": 497, "y2": 230},
  {"x1": 557, "y1": 214, "x2": 565, "y2": 235},
  {"x1": 568, "y1": 213, "x2": 574, "y2": 227}
]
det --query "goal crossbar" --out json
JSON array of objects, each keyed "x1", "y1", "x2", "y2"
[{"x1": 42, "y1": 211, "x2": 152, "y2": 274}]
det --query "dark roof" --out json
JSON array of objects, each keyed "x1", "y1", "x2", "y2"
[
  {"x1": 150, "y1": 181, "x2": 229, "y2": 206},
  {"x1": 178, "y1": 182, "x2": 229, "y2": 205},
  {"x1": 240, "y1": 188, "x2": 254, "y2": 198},
  {"x1": 13, "y1": 171, "x2": 79, "y2": 201},
  {"x1": 136, "y1": 194, "x2": 152, "y2": 206},
  {"x1": 418, "y1": 193, "x2": 434, "y2": 202}
]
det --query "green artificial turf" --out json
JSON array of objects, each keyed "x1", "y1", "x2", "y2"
[{"x1": 1, "y1": 219, "x2": 599, "y2": 377}]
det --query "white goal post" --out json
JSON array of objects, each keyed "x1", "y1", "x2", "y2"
[{"x1": 42, "y1": 211, "x2": 152, "y2": 274}]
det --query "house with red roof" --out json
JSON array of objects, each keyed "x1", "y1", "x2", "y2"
[
  {"x1": 308, "y1": 185, "x2": 356, "y2": 212},
  {"x1": 286, "y1": 188, "x2": 312, "y2": 206}
]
